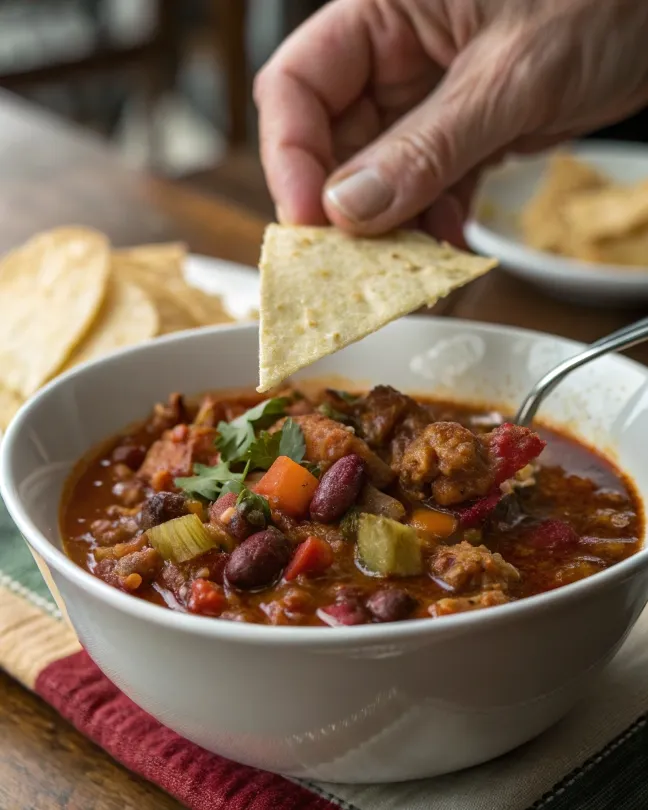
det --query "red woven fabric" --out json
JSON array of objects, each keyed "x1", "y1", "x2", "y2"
[{"x1": 35, "y1": 650, "x2": 337, "y2": 810}]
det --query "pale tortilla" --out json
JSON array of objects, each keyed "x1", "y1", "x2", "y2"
[
  {"x1": 576, "y1": 226, "x2": 648, "y2": 267},
  {"x1": 562, "y1": 180, "x2": 648, "y2": 242},
  {"x1": 111, "y1": 243, "x2": 233, "y2": 330},
  {"x1": 64, "y1": 276, "x2": 159, "y2": 369},
  {"x1": 521, "y1": 153, "x2": 609, "y2": 254},
  {"x1": 0, "y1": 227, "x2": 110, "y2": 397},
  {"x1": 258, "y1": 225, "x2": 496, "y2": 393}
]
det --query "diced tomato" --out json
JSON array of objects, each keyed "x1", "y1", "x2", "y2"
[
  {"x1": 525, "y1": 519, "x2": 580, "y2": 550},
  {"x1": 188, "y1": 578, "x2": 227, "y2": 616},
  {"x1": 455, "y1": 491, "x2": 503, "y2": 528},
  {"x1": 284, "y1": 536, "x2": 334, "y2": 581},
  {"x1": 488, "y1": 423, "x2": 546, "y2": 485},
  {"x1": 256, "y1": 456, "x2": 319, "y2": 518}
]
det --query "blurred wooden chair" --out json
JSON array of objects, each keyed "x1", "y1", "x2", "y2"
[
  {"x1": 182, "y1": 0, "x2": 327, "y2": 219},
  {"x1": 0, "y1": 0, "x2": 179, "y2": 160}
]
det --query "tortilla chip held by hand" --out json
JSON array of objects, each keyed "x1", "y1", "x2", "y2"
[{"x1": 258, "y1": 225, "x2": 496, "y2": 393}]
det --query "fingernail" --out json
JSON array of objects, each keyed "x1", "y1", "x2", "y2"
[
  {"x1": 325, "y1": 169, "x2": 393, "y2": 223},
  {"x1": 275, "y1": 205, "x2": 289, "y2": 224}
]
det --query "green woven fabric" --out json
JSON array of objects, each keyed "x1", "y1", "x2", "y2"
[{"x1": 0, "y1": 496, "x2": 54, "y2": 604}]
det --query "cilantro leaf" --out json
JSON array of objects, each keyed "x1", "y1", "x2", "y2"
[
  {"x1": 216, "y1": 397, "x2": 288, "y2": 463},
  {"x1": 217, "y1": 420, "x2": 255, "y2": 462},
  {"x1": 243, "y1": 417, "x2": 306, "y2": 471},
  {"x1": 175, "y1": 461, "x2": 247, "y2": 501},
  {"x1": 236, "y1": 488, "x2": 271, "y2": 527},
  {"x1": 278, "y1": 418, "x2": 306, "y2": 463},
  {"x1": 246, "y1": 430, "x2": 282, "y2": 470}
]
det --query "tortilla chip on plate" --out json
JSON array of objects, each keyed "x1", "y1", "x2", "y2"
[
  {"x1": 64, "y1": 276, "x2": 159, "y2": 369},
  {"x1": 0, "y1": 226, "x2": 110, "y2": 397},
  {"x1": 521, "y1": 153, "x2": 609, "y2": 253},
  {"x1": 257, "y1": 225, "x2": 496, "y2": 393},
  {"x1": 575, "y1": 225, "x2": 648, "y2": 267},
  {"x1": 112, "y1": 243, "x2": 234, "y2": 329},
  {"x1": 562, "y1": 179, "x2": 648, "y2": 242}
]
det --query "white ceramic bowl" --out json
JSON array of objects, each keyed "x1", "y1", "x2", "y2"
[
  {"x1": 2, "y1": 317, "x2": 648, "y2": 783},
  {"x1": 465, "y1": 141, "x2": 648, "y2": 306}
]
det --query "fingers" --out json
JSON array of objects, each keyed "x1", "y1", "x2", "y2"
[
  {"x1": 255, "y1": 0, "x2": 372, "y2": 224},
  {"x1": 323, "y1": 28, "x2": 535, "y2": 234}
]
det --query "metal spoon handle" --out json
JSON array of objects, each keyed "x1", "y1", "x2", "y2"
[{"x1": 515, "y1": 316, "x2": 648, "y2": 427}]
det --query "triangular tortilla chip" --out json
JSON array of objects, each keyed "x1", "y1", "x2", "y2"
[{"x1": 258, "y1": 225, "x2": 496, "y2": 392}]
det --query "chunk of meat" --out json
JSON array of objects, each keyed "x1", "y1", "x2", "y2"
[
  {"x1": 278, "y1": 414, "x2": 394, "y2": 489},
  {"x1": 355, "y1": 386, "x2": 423, "y2": 444},
  {"x1": 430, "y1": 541, "x2": 520, "y2": 593},
  {"x1": 432, "y1": 589, "x2": 510, "y2": 616},
  {"x1": 114, "y1": 547, "x2": 162, "y2": 582},
  {"x1": 138, "y1": 425, "x2": 218, "y2": 481},
  {"x1": 349, "y1": 386, "x2": 432, "y2": 467},
  {"x1": 149, "y1": 393, "x2": 187, "y2": 434},
  {"x1": 399, "y1": 422, "x2": 495, "y2": 505}
]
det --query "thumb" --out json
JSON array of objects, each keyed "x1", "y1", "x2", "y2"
[{"x1": 323, "y1": 28, "x2": 536, "y2": 235}]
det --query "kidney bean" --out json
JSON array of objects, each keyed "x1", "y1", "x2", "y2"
[
  {"x1": 309, "y1": 454, "x2": 365, "y2": 523},
  {"x1": 139, "y1": 492, "x2": 187, "y2": 530},
  {"x1": 112, "y1": 444, "x2": 146, "y2": 471},
  {"x1": 318, "y1": 597, "x2": 369, "y2": 626},
  {"x1": 366, "y1": 589, "x2": 417, "y2": 623},
  {"x1": 209, "y1": 493, "x2": 257, "y2": 541},
  {"x1": 225, "y1": 528, "x2": 291, "y2": 590},
  {"x1": 209, "y1": 492, "x2": 237, "y2": 522}
]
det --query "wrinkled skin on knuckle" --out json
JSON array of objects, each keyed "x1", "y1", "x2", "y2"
[{"x1": 384, "y1": 125, "x2": 455, "y2": 203}]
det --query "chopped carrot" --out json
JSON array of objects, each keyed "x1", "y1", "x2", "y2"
[
  {"x1": 151, "y1": 469, "x2": 174, "y2": 492},
  {"x1": 409, "y1": 508, "x2": 457, "y2": 539},
  {"x1": 256, "y1": 456, "x2": 319, "y2": 518},
  {"x1": 284, "y1": 536, "x2": 334, "y2": 581}
]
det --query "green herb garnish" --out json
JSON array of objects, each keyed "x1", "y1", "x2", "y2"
[
  {"x1": 175, "y1": 460, "x2": 249, "y2": 500},
  {"x1": 216, "y1": 397, "x2": 289, "y2": 462},
  {"x1": 243, "y1": 417, "x2": 306, "y2": 470},
  {"x1": 278, "y1": 418, "x2": 306, "y2": 463}
]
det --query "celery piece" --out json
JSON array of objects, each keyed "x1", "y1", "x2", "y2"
[
  {"x1": 147, "y1": 513, "x2": 217, "y2": 564},
  {"x1": 356, "y1": 513, "x2": 423, "y2": 577}
]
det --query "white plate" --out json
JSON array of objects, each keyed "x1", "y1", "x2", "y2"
[
  {"x1": 184, "y1": 253, "x2": 259, "y2": 320},
  {"x1": 465, "y1": 141, "x2": 648, "y2": 306}
]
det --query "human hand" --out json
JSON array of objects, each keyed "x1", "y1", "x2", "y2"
[{"x1": 255, "y1": 0, "x2": 648, "y2": 242}]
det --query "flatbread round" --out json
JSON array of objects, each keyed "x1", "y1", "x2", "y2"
[
  {"x1": 0, "y1": 227, "x2": 110, "y2": 397},
  {"x1": 64, "y1": 276, "x2": 159, "y2": 369}
]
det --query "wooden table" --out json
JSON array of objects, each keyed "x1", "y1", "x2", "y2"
[{"x1": 0, "y1": 91, "x2": 645, "y2": 810}]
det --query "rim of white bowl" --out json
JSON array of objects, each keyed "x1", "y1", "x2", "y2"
[{"x1": 1, "y1": 318, "x2": 647, "y2": 648}]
